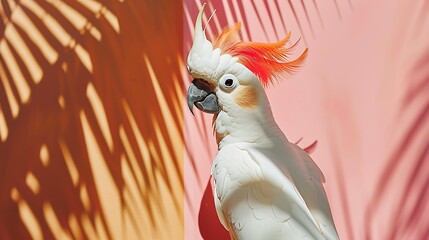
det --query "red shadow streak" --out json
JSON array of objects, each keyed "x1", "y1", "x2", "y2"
[{"x1": 198, "y1": 179, "x2": 230, "y2": 240}]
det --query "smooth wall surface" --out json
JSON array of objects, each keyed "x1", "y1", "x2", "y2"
[
  {"x1": 183, "y1": 0, "x2": 429, "y2": 240},
  {"x1": 0, "y1": 1, "x2": 184, "y2": 239}
]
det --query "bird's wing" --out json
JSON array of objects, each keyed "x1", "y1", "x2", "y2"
[
  {"x1": 212, "y1": 144, "x2": 325, "y2": 240},
  {"x1": 289, "y1": 143, "x2": 340, "y2": 240}
]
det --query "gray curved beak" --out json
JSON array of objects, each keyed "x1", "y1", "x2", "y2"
[{"x1": 187, "y1": 79, "x2": 220, "y2": 115}]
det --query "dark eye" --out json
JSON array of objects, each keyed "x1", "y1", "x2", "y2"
[{"x1": 219, "y1": 74, "x2": 238, "y2": 92}]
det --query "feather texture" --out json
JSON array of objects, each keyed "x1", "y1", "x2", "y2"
[
  {"x1": 211, "y1": 142, "x2": 338, "y2": 240},
  {"x1": 213, "y1": 23, "x2": 308, "y2": 86}
]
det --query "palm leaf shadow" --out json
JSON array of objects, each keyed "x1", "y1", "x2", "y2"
[
  {"x1": 366, "y1": 45, "x2": 429, "y2": 240},
  {"x1": 185, "y1": 1, "x2": 429, "y2": 240},
  {"x1": 0, "y1": 0, "x2": 185, "y2": 239}
]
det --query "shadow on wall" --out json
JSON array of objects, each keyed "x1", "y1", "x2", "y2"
[
  {"x1": 198, "y1": 179, "x2": 230, "y2": 240},
  {"x1": 0, "y1": 0, "x2": 184, "y2": 239},
  {"x1": 184, "y1": 0, "x2": 429, "y2": 240}
]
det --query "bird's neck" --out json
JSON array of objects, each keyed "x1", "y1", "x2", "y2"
[{"x1": 214, "y1": 94, "x2": 286, "y2": 150}]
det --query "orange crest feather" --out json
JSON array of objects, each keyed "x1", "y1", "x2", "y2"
[{"x1": 213, "y1": 22, "x2": 308, "y2": 86}]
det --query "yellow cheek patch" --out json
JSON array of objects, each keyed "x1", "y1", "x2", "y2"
[{"x1": 234, "y1": 86, "x2": 258, "y2": 109}]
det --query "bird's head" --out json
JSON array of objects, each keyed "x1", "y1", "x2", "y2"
[{"x1": 186, "y1": 4, "x2": 308, "y2": 118}]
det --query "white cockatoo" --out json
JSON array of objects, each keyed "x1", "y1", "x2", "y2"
[{"x1": 186, "y1": 5, "x2": 339, "y2": 240}]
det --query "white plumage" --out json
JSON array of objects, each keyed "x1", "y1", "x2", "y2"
[
  {"x1": 212, "y1": 139, "x2": 339, "y2": 240},
  {"x1": 187, "y1": 4, "x2": 339, "y2": 240}
]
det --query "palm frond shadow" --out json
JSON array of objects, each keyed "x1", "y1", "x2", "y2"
[
  {"x1": 366, "y1": 45, "x2": 429, "y2": 240},
  {"x1": 0, "y1": 0, "x2": 184, "y2": 239},
  {"x1": 184, "y1": 1, "x2": 429, "y2": 240}
]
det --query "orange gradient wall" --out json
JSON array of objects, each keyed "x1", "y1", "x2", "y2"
[{"x1": 0, "y1": 1, "x2": 183, "y2": 239}]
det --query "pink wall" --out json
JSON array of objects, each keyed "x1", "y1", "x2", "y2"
[{"x1": 184, "y1": 0, "x2": 429, "y2": 239}]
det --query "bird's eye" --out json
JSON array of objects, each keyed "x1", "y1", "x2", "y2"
[{"x1": 219, "y1": 74, "x2": 238, "y2": 92}]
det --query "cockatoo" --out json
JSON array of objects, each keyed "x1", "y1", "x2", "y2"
[{"x1": 187, "y1": 5, "x2": 339, "y2": 240}]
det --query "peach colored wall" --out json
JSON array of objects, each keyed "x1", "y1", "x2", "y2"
[{"x1": 184, "y1": 0, "x2": 429, "y2": 239}]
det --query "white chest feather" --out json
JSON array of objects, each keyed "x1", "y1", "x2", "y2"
[{"x1": 211, "y1": 144, "x2": 329, "y2": 240}]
